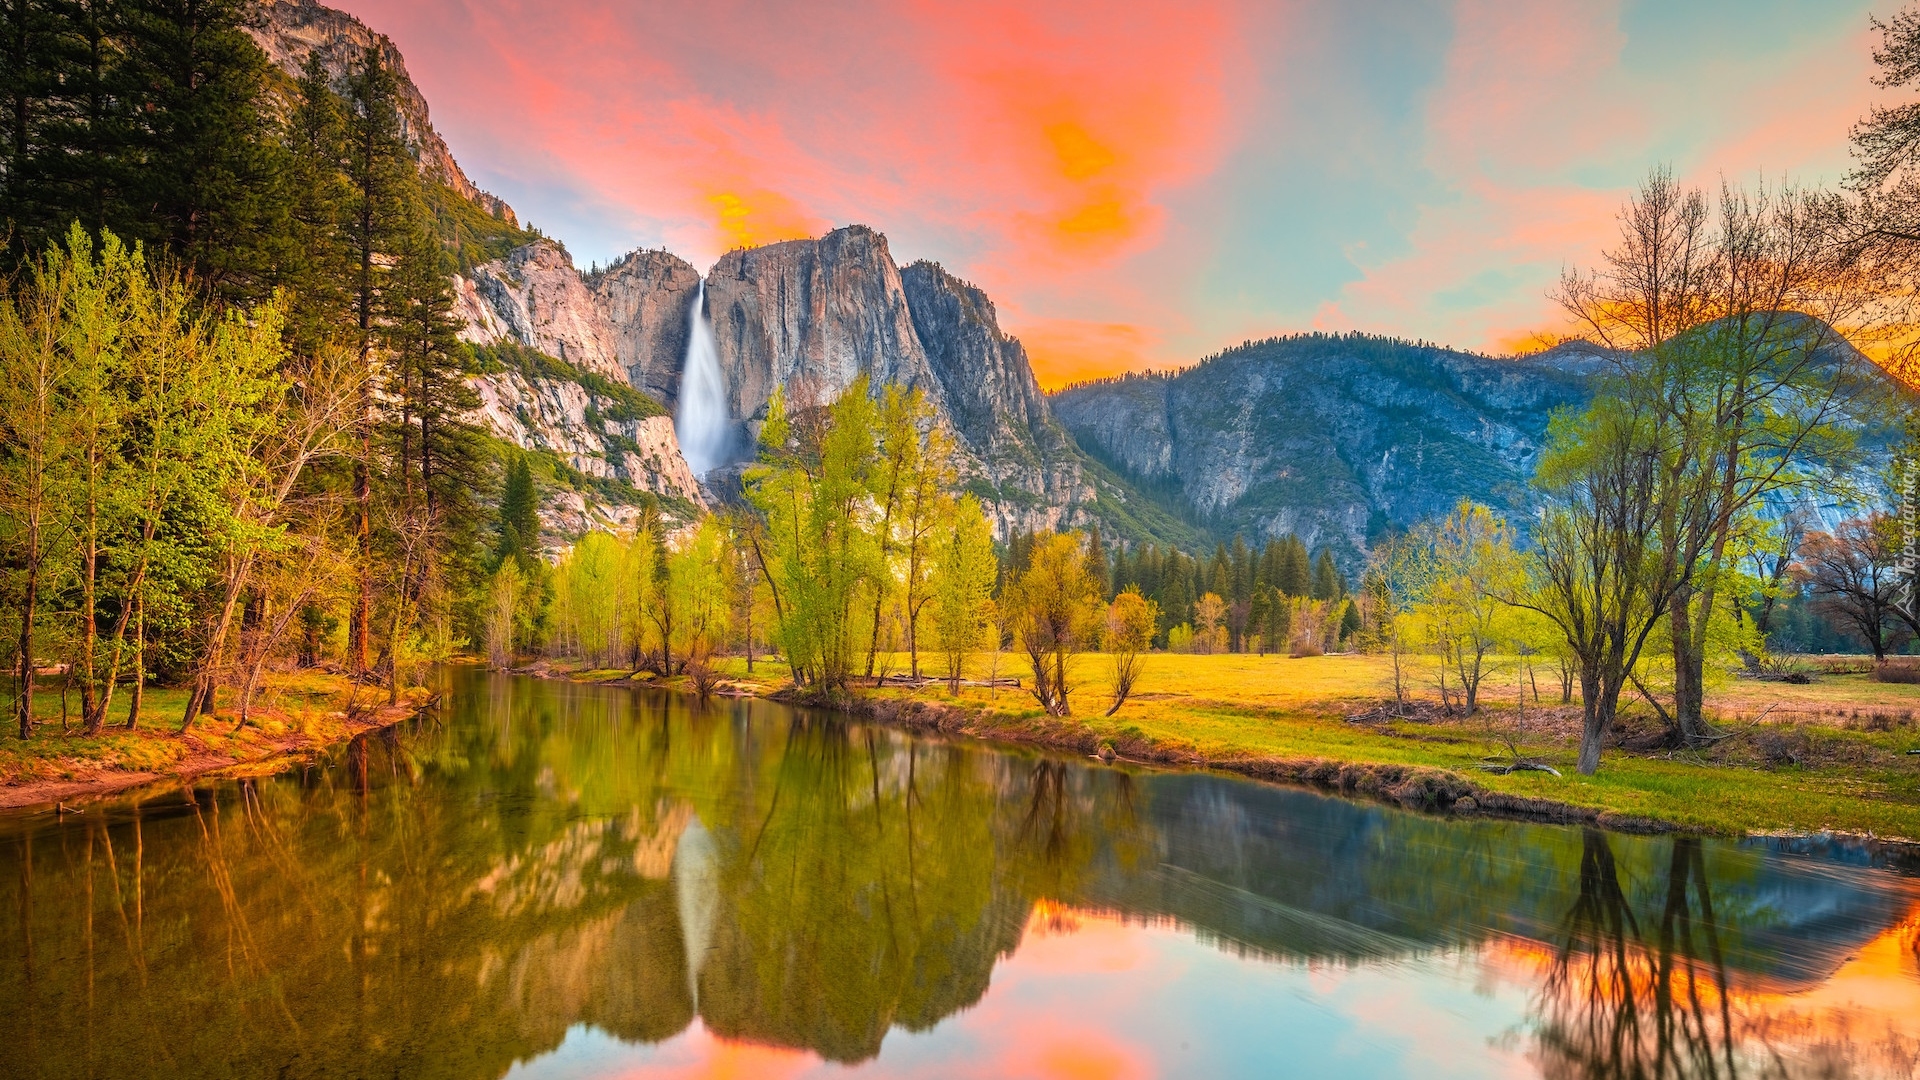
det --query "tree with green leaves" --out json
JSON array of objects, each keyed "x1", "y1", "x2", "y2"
[
  {"x1": 1276, "y1": 535, "x2": 1310, "y2": 597},
  {"x1": 1516, "y1": 402, "x2": 1683, "y2": 774},
  {"x1": 1104, "y1": 587, "x2": 1158, "y2": 716},
  {"x1": 745, "y1": 381, "x2": 883, "y2": 694},
  {"x1": 1405, "y1": 501, "x2": 1524, "y2": 715},
  {"x1": 1559, "y1": 168, "x2": 1884, "y2": 746},
  {"x1": 1004, "y1": 531, "x2": 1103, "y2": 716},
  {"x1": 341, "y1": 42, "x2": 416, "y2": 677},
  {"x1": 277, "y1": 54, "x2": 354, "y2": 351},
  {"x1": 931, "y1": 493, "x2": 996, "y2": 693},
  {"x1": 1311, "y1": 549, "x2": 1345, "y2": 601},
  {"x1": 495, "y1": 455, "x2": 541, "y2": 571},
  {"x1": 116, "y1": 0, "x2": 285, "y2": 303}
]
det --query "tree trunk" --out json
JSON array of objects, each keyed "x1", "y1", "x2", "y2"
[
  {"x1": 15, "y1": 549, "x2": 37, "y2": 740},
  {"x1": 89, "y1": 533, "x2": 152, "y2": 731},
  {"x1": 125, "y1": 594, "x2": 144, "y2": 730},
  {"x1": 181, "y1": 555, "x2": 253, "y2": 730},
  {"x1": 79, "y1": 509, "x2": 99, "y2": 735},
  {"x1": 352, "y1": 452, "x2": 371, "y2": 677},
  {"x1": 1576, "y1": 668, "x2": 1606, "y2": 776},
  {"x1": 1667, "y1": 600, "x2": 1715, "y2": 746}
]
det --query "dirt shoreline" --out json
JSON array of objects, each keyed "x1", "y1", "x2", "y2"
[
  {"x1": 795, "y1": 691, "x2": 1694, "y2": 835},
  {"x1": 0, "y1": 699, "x2": 430, "y2": 811}
]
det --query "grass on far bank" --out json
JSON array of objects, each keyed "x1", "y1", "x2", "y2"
[
  {"x1": 0, "y1": 668, "x2": 411, "y2": 789},
  {"x1": 649, "y1": 649, "x2": 1920, "y2": 842}
]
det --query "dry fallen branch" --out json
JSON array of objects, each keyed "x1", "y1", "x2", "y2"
[{"x1": 1478, "y1": 759, "x2": 1563, "y2": 778}]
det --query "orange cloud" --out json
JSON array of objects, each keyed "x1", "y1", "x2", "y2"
[
  {"x1": 706, "y1": 188, "x2": 825, "y2": 252},
  {"x1": 1012, "y1": 318, "x2": 1159, "y2": 389},
  {"x1": 342, "y1": 0, "x2": 1881, "y2": 376}
]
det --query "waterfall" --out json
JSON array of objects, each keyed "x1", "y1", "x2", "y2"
[{"x1": 675, "y1": 280, "x2": 730, "y2": 476}]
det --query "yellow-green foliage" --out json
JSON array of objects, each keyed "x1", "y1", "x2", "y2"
[{"x1": 0, "y1": 670, "x2": 410, "y2": 787}]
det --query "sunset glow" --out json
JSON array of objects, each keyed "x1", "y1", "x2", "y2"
[{"x1": 337, "y1": 0, "x2": 1884, "y2": 382}]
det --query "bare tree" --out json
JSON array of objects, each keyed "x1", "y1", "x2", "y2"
[
  {"x1": 1797, "y1": 515, "x2": 1911, "y2": 660},
  {"x1": 1557, "y1": 169, "x2": 1885, "y2": 747}
]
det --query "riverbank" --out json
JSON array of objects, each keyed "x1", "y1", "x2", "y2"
[
  {"x1": 570, "y1": 652, "x2": 1920, "y2": 841},
  {"x1": 0, "y1": 670, "x2": 433, "y2": 809}
]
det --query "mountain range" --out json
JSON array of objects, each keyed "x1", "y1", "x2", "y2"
[{"x1": 258, "y1": 0, "x2": 1868, "y2": 569}]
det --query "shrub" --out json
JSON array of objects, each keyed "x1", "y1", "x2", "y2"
[{"x1": 1874, "y1": 661, "x2": 1920, "y2": 685}]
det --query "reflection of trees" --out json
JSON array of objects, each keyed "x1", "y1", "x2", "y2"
[
  {"x1": 697, "y1": 717, "x2": 1028, "y2": 1062},
  {"x1": 3, "y1": 671, "x2": 1907, "y2": 1079},
  {"x1": 1020, "y1": 759, "x2": 1073, "y2": 864},
  {"x1": 1533, "y1": 830, "x2": 1737, "y2": 1079}
]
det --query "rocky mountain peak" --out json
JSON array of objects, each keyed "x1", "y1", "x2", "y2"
[
  {"x1": 460, "y1": 239, "x2": 626, "y2": 382},
  {"x1": 899, "y1": 260, "x2": 1049, "y2": 446},
  {"x1": 589, "y1": 249, "x2": 702, "y2": 406},
  {"x1": 705, "y1": 225, "x2": 947, "y2": 422},
  {"x1": 248, "y1": 0, "x2": 517, "y2": 223}
]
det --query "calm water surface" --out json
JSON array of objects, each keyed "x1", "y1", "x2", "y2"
[{"x1": 4, "y1": 670, "x2": 1919, "y2": 1079}]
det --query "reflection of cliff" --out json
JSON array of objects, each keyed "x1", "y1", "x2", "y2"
[
  {"x1": 1, "y1": 672, "x2": 1915, "y2": 1079},
  {"x1": 1070, "y1": 773, "x2": 1916, "y2": 991}
]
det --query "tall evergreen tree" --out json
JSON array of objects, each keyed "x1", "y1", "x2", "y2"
[
  {"x1": 495, "y1": 455, "x2": 540, "y2": 571},
  {"x1": 340, "y1": 42, "x2": 412, "y2": 676},
  {"x1": 277, "y1": 54, "x2": 353, "y2": 350},
  {"x1": 1311, "y1": 549, "x2": 1345, "y2": 601},
  {"x1": 115, "y1": 0, "x2": 281, "y2": 302},
  {"x1": 1084, "y1": 523, "x2": 1110, "y2": 601},
  {"x1": 1278, "y1": 535, "x2": 1310, "y2": 597}
]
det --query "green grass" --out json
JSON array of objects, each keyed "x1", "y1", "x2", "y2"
[
  {"x1": 0, "y1": 670, "x2": 411, "y2": 790},
  {"x1": 695, "y1": 650, "x2": 1920, "y2": 841}
]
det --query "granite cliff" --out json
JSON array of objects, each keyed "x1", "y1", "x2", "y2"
[
  {"x1": 1050, "y1": 335, "x2": 1604, "y2": 564},
  {"x1": 248, "y1": 0, "x2": 515, "y2": 222},
  {"x1": 454, "y1": 226, "x2": 1183, "y2": 541},
  {"x1": 252, "y1": 0, "x2": 707, "y2": 530}
]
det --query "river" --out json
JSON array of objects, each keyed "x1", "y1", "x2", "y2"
[{"x1": 3, "y1": 669, "x2": 1918, "y2": 1078}]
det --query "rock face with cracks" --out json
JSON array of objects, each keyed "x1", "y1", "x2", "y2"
[
  {"x1": 1050, "y1": 337, "x2": 1603, "y2": 567},
  {"x1": 458, "y1": 225, "x2": 1136, "y2": 538}
]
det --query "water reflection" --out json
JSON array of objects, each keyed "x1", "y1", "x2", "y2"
[{"x1": 0, "y1": 670, "x2": 1915, "y2": 1079}]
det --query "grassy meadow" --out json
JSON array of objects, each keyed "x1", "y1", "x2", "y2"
[
  {"x1": 0, "y1": 669, "x2": 428, "y2": 801},
  {"x1": 664, "y1": 649, "x2": 1920, "y2": 841}
]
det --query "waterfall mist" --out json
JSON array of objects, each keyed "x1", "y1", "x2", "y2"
[{"x1": 675, "y1": 280, "x2": 730, "y2": 476}]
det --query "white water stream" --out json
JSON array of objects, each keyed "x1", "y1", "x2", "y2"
[{"x1": 674, "y1": 280, "x2": 730, "y2": 476}]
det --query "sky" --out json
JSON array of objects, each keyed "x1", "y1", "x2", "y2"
[{"x1": 340, "y1": 0, "x2": 1890, "y2": 387}]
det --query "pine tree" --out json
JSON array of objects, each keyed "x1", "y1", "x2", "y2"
[
  {"x1": 0, "y1": 0, "x2": 62, "y2": 252},
  {"x1": 115, "y1": 0, "x2": 282, "y2": 303},
  {"x1": 1278, "y1": 535, "x2": 1310, "y2": 597},
  {"x1": 1258, "y1": 539, "x2": 1283, "y2": 592},
  {"x1": 1229, "y1": 534, "x2": 1251, "y2": 604},
  {"x1": 1312, "y1": 549, "x2": 1345, "y2": 601},
  {"x1": 341, "y1": 42, "x2": 413, "y2": 676},
  {"x1": 384, "y1": 219, "x2": 478, "y2": 518},
  {"x1": 34, "y1": 0, "x2": 134, "y2": 246},
  {"x1": 1084, "y1": 523, "x2": 1110, "y2": 601},
  {"x1": 495, "y1": 455, "x2": 541, "y2": 571},
  {"x1": 277, "y1": 54, "x2": 353, "y2": 351},
  {"x1": 1338, "y1": 598, "x2": 1362, "y2": 643}
]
